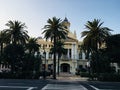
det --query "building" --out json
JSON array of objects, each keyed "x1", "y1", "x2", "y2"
[{"x1": 37, "y1": 17, "x2": 87, "y2": 74}]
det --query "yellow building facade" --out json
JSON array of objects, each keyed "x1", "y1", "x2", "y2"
[{"x1": 37, "y1": 18, "x2": 87, "y2": 74}]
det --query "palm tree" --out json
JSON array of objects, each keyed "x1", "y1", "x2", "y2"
[
  {"x1": 81, "y1": 19, "x2": 111, "y2": 76},
  {"x1": 50, "y1": 41, "x2": 66, "y2": 75},
  {"x1": 42, "y1": 17, "x2": 67, "y2": 79},
  {"x1": 4, "y1": 20, "x2": 29, "y2": 45},
  {"x1": 0, "y1": 31, "x2": 9, "y2": 55},
  {"x1": 81, "y1": 19, "x2": 111, "y2": 56},
  {"x1": 26, "y1": 37, "x2": 40, "y2": 55}
]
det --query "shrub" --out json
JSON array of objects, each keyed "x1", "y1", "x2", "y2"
[
  {"x1": 75, "y1": 68, "x2": 87, "y2": 75},
  {"x1": 80, "y1": 72, "x2": 89, "y2": 77},
  {"x1": 98, "y1": 73, "x2": 120, "y2": 81},
  {"x1": 39, "y1": 71, "x2": 51, "y2": 77}
]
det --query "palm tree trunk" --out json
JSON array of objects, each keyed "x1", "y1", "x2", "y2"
[
  {"x1": 0, "y1": 43, "x2": 3, "y2": 55},
  {"x1": 53, "y1": 36, "x2": 56, "y2": 79},
  {"x1": 57, "y1": 55, "x2": 60, "y2": 76}
]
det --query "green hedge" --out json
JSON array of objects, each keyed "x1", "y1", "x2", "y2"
[
  {"x1": 39, "y1": 71, "x2": 51, "y2": 76},
  {"x1": 98, "y1": 73, "x2": 120, "y2": 81},
  {"x1": 80, "y1": 72, "x2": 90, "y2": 77}
]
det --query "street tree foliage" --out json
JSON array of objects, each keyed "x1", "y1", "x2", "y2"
[
  {"x1": 81, "y1": 19, "x2": 112, "y2": 78},
  {"x1": 91, "y1": 34, "x2": 120, "y2": 74},
  {"x1": 0, "y1": 18, "x2": 119, "y2": 80},
  {"x1": 4, "y1": 20, "x2": 29, "y2": 45},
  {"x1": 81, "y1": 19, "x2": 111, "y2": 56},
  {"x1": 105, "y1": 34, "x2": 120, "y2": 63},
  {"x1": 90, "y1": 50, "x2": 112, "y2": 74},
  {"x1": 0, "y1": 20, "x2": 42, "y2": 79},
  {"x1": 42, "y1": 17, "x2": 67, "y2": 79},
  {"x1": 25, "y1": 37, "x2": 40, "y2": 55},
  {"x1": 4, "y1": 44, "x2": 25, "y2": 74},
  {"x1": 50, "y1": 41, "x2": 67, "y2": 75},
  {"x1": 0, "y1": 31, "x2": 10, "y2": 55}
]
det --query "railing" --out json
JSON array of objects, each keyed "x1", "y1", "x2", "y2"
[{"x1": 61, "y1": 55, "x2": 72, "y2": 61}]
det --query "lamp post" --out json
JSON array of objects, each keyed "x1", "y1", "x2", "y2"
[{"x1": 43, "y1": 51, "x2": 46, "y2": 79}]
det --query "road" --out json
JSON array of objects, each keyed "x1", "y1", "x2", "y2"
[{"x1": 0, "y1": 79, "x2": 120, "y2": 90}]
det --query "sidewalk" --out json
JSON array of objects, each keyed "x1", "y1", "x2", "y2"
[
  {"x1": 57, "y1": 73, "x2": 88, "y2": 81},
  {"x1": 42, "y1": 72, "x2": 88, "y2": 81}
]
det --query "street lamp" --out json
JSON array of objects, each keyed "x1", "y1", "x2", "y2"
[{"x1": 43, "y1": 51, "x2": 46, "y2": 79}]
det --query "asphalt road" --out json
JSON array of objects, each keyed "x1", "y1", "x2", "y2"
[{"x1": 0, "y1": 79, "x2": 120, "y2": 90}]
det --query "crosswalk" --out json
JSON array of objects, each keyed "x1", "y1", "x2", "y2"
[{"x1": 42, "y1": 84, "x2": 88, "y2": 90}]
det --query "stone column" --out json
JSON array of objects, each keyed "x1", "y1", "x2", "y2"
[
  {"x1": 74, "y1": 43, "x2": 77, "y2": 60},
  {"x1": 67, "y1": 49, "x2": 69, "y2": 60},
  {"x1": 46, "y1": 52, "x2": 48, "y2": 59},
  {"x1": 71, "y1": 43, "x2": 74, "y2": 60},
  {"x1": 82, "y1": 52, "x2": 85, "y2": 59}
]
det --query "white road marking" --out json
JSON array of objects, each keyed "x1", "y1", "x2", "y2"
[
  {"x1": 90, "y1": 85, "x2": 100, "y2": 90},
  {"x1": 8, "y1": 83, "x2": 24, "y2": 84},
  {"x1": 41, "y1": 84, "x2": 88, "y2": 90},
  {"x1": 0, "y1": 86, "x2": 37, "y2": 90},
  {"x1": 90, "y1": 85, "x2": 115, "y2": 90},
  {"x1": 27, "y1": 87, "x2": 37, "y2": 90},
  {"x1": 41, "y1": 84, "x2": 48, "y2": 90}
]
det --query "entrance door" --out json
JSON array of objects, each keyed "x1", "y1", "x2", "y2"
[{"x1": 61, "y1": 63, "x2": 70, "y2": 72}]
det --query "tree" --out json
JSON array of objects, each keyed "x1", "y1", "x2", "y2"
[
  {"x1": 90, "y1": 49, "x2": 112, "y2": 74},
  {"x1": 4, "y1": 20, "x2": 29, "y2": 45},
  {"x1": 0, "y1": 31, "x2": 10, "y2": 55},
  {"x1": 105, "y1": 34, "x2": 120, "y2": 63},
  {"x1": 25, "y1": 37, "x2": 40, "y2": 55},
  {"x1": 81, "y1": 19, "x2": 111, "y2": 55},
  {"x1": 42, "y1": 17, "x2": 67, "y2": 79},
  {"x1": 4, "y1": 44, "x2": 25, "y2": 75},
  {"x1": 81, "y1": 19, "x2": 111, "y2": 75},
  {"x1": 50, "y1": 41, "x2": 66, "y2": 75},
  {"x1": 22, "y1": 52, "x2": 42, "y2": 79}
]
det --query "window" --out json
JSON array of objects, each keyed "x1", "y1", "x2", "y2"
[
  {"x1": 49, "y1": 52, "x2": 52, "y2": 58},
  {"x1": 85, "y1": 55, "x2": 88, "y2": 59},
  {"x1": 69, "y1": 49, "x2": 71, "y2": 59},
  {"x1": 79, "y1": 51, "x2": 82, "y2": 59}
]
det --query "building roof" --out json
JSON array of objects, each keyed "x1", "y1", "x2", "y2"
[{"x1": 64, "y1": 17, "x2": 69, "y2": 22}]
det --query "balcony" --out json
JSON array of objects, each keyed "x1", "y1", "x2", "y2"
[{"x1": 61, "y1": 55, "x2": 72, "y2": 61}]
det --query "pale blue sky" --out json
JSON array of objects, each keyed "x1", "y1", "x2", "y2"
[{"x1": 0, "y1": 0, "x2": 120, "y2": 40}]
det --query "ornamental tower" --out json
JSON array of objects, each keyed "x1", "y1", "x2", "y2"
[{"x1": 62, "y1": 17, "x2": 70, "y2": 31}]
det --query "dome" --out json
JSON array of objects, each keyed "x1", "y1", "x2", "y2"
[
  {"x1": 62, "y1": 17, "x2": 70, "y2": 29},
  {"x1": 64, "y1": 17, "x2": 69, "y2": 22}
]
